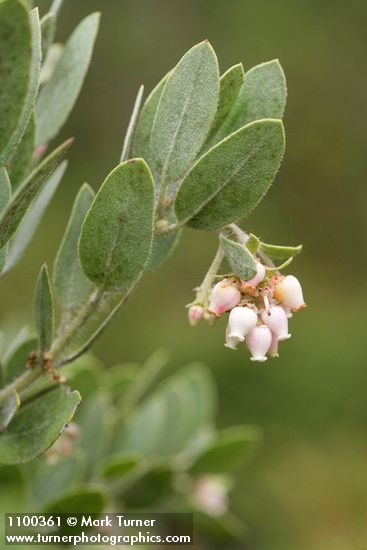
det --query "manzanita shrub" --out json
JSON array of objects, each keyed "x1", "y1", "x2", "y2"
[{"x1": 0, "y1": 0, "x2": 306, "y2": 543}]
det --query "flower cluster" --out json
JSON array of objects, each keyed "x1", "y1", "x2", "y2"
[{"x1": 188, "y1": 263, "x2": 306, "y2": 362}]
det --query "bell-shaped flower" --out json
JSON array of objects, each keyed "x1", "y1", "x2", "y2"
[
  {"x1": 261, "y1": 305, "x2": 291, "y2": 341},
  {"x1": 268, "y1": 333, "x2": 279, "y2": 358},
  {"x1": 274, "y1": 275, "x2": 306, "y2": 312},
  {"x1": 245, "y1": 324, "x2": 272, "y2": 362},
  {"x1": 188, "y1": 304, "x2": 204, "y2": 326},
  {"x1": 209, "y1": 280, "x2": 241, "y2": 316},
  {"x1": 227, "y1": 306, "x2": 257, "y2": 341},
  {"x1": 224, "y1": 323, "x2": 240, "y2": 350},
  {"x1": 242, "y1": 262, "x2": 266, "y2": 288}
]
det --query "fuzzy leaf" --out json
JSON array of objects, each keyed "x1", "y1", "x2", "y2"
[
  {"x1": 0, "y1": 139, "x2": 72, "y2": 250},
  {"x1": 150, "y1": 41, "x2": 219, "y2": 184},
  {"x1": 53, "y1": 183, "x2": 94, "y2": 309},
  {"x1": 260, "y1": 241, "x2": 302, "y2": 262},
  {"x1": 79, "y1": 159, "x2": 154, "y2": 291},
  {"x1": 3, "y1": 336, "x2": 38, "y2": 385},
  {"x1": 220, "y1": 234, "x2": 257, "y2": 280},
  {"x1": 145, "y1": 229, "x2": 181, "y2": 272},
  {"x1": 217, "y1": 60, "x2": 287, "y2": 140},
  {"x1": 0, "y1": 391, "x2": 20, "y2": 433},
  {"x1": 4, "y1": 161, "x2": 67, "y2": 274},
  {"x1": 204, "y1": 63, "x2": 244, "y2": 146},
  {"x1": 132, "y1": 72, "x2": 170, "y2": 170},
  {"x1": 175, "y1": 119, "x2": 285, "y2": 230},
  {"x1": 0, "y1": 387, "x2": 81, "y2": 464},
  {"x1": 114, "y1": 363, "x2": 216, "y2": 457},
  {"x1": 0, "y1": 8, "x2": 41, "y2": 165},
  {"x1": 34, "y1": 264, "x2": 54, "y2": 351},
  {"x1": 0, "y1": 0, "x2": 32, "y2": 160},
  {"x1": 8, "y1": 115, "x2": 35, "y2": 189},
  {"x1": 190, "y1": 426, "x2": 261, "y2": 474},
  {"x1": 0, "y1": 167, "x2": 11, "y2": 272},
  {"x1": 35, "y1": 12, "x2": 100, "y2": 146},
  {"x1": 120, "y1": 85, "x2": 144, "y2": 162}
]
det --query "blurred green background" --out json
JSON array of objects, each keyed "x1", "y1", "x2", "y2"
[{"x1": 2, "y1": 0, "x2": 367, "y2": 548}]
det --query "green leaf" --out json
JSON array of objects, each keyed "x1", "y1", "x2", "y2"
[
  {"x1": 190, "y1": 426, "x2": 261, "y2": 474},
  {"x1": 260, "y1": 241, "x2": 302, "y2": 262},
  {"x1": 0, "y1": 167, "x2": 11, "y2": 272},
  {"x1": 43, "y1": 485, "x2": 107, "y2": 514},
  {"x1": 0, "y1": 0, "x2": 32, "y2": 160},
  {"x1": 8, "y1": 115, "x2": 35, "y2": 189},
  {"x1": 101, "y1": 363, "x2": 139, "y2": 402},
  {"x1": 79, "y1": 159, "x2": 155, "y2": 291},
  {"x1": 220, "y1": 234, "x2": 257, "y2": 280},
  {"x1": 53, "y1": 183, "x2": 94, "y2": 309},
  {"x1": 27, "y1": 452, "x2": 84, "y2": 510},
  {"x1": 145, "y1": 229, "x2": 181, "y2": 272},
  {"x1": 3, "y1": 336, "x2": 38, "y2": 385},
  {"x1": 0, "y1": 390, "x2": 20, "y2": 433},
  {"x1": 39, "y1": 43, "x2": 63, "y2": 86},
  {"x1": 4, "y1": 161, "x2": 67, "y2": 274},
  {"x1": 100, "y1": 452, "x2": 141, "y2": 479},
  {"x1": 217, "y1": 60, "x2": 287, "y2": 140},
  {"x1": 121, "y1": 465, "x2": 173, "y2": 508},
  {"x1": 0, "y1": 138, "x2": 72, "y2": 249},
  {"x1": 34, "y1": 264, "x2": 54, "y2": 351},
  {"x1": 114, "y1": 363, "x2": 216, "y2": 457},
  {"x1": 0, "y1": 8, "x2": 41, "y2": 165},
  {"x1": 150, "y1": 41, "x2": 219, "y2": 183},
  {"x1": 35, "y1": 12, "x2": 100, "y2": 146},
  {"x1": 175, "y1": 119, "x2": 285, "y2": 230},
  {"x1": 204, "y1": 63, "x2": 244, "y2": 147},
  {"x1": 245, "y1": 233, "x2": 260, "y2": 254},
  {"x1": 120, "y1": 85, "x2": 144, "y2": 162},
  {"x1": 40, "y1": 12, "x2": 56, "y2": 59},
  {"x1": 132, "y1": 71, "x2": 170, "y2": 171},
  {"x1": 0, "y1": 387, "x2": 81, "y2": 464}
]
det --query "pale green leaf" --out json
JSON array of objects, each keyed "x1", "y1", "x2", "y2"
[
  {"x1": 175, "y1": 119, "x2": 285, "y2": 230},
  {"x1": 217, "y1": 60, "x2": 287, "y2": 141},
  {"x1": 0, "y1": 167, "x2": 11, "y2": 273},
  {"x1": 220, "y1": 234, "x2": 257, "y2": 280},
  {"x1": 39, "y1": 43, "x2": 63, "y2": 86},
  {"x1": 4, "y1": 161, "x2": 67, "y2": 274},
  {"x1": 245, "y1": 233, "x2": 260, "y2": 254},
  {"x1": 204, "y1": 63, "x2": 244, "y2": 147},
  {"x1": 132, "y1": 71, "x2": 170, "y2": 172},
  {"x1": 0, "y1": 0, "x2": 32, "y2": 159},
  {"x1": 0, "y1": 390, "x2": 20, "y2": 433},
  {"x1": 40, "y1": 12, "x2": 56, "y2": 59},
  {"x1": 34, "y1": 263, "x2": 54, "y2": 351},
  {"x1": 120, "y1": 85, "x2": 144, "y2": 162},
  {"x1": 79, "y1": 159, "x2": 155, "y2": 291},
  {"x1": 8, "y1": 115, "x2": 35, "y2": 189},
  {"x1": 0, "y1": 8, "x2": 41, "y2": 165},
  {"x1": 53, "y1": 183, "x2": 94, "y2": 309},
  {"x1": 151, "y1": 41, "x2": 219, "y2": 183},
  {"x1": 0, "y1": 138, "x2": 72, "y2": 249},
  {"x1": 260, "y1": 241, "x2": 302, "y2": 262},
  {"x1": 35, "y1": 12, "x2": 100, "y2": 146},
  {"x1": 0, "y1": 387, "x2": 81, "y2": 464}
]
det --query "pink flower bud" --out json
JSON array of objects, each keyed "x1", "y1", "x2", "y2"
[
  {"x1": 245, "y1": 325, "x2": 272, "y2": 362},
  {"x1": 224, "y1": 323, "x2": 239, "y2": 350},
  {"x1": 188, "y1": 304, "x2": 204, "y2": 326},
  {"x1": 274, "y1": 275, "x2": 306, "y2": 312},
  {"x1": 242, "y1": 262, "x2": 266, "y2": 288},
  {"x1": 208, "y1": 281, "x2": 241, "y2": 316},
  {"x1": 269, "y1": 333, "x2": 279, "y2": 358},
  {"x1": 261, "y1": 305, "x2": 291, "y2": 341},
  {"x1": 193, "y1": 476, "x2": 229, "y2": 517},
  {"x1": 227, "y1": 307, "x2": 257, "y2": 341}
]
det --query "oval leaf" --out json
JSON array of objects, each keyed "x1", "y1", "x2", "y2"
[
  {"x1": 151, "y1": 41, "x2": 219, "y2": 184},
  {"x1": 35, "y1": 12, "x2": 100, "y2": 146},
  {"x1": 0, "y1": 139, "x2": 72, "y2": 249},
  {"x1": 79, "y1": 159, "x2": 154, "y2": 291},
  {"x1": 217, "y1": 59, "x2": 287, "y2": 140},
  {"x1": 0, "y1": 387, "x2": 81, "y2": 465},
  {"x1": 0, "y1": 0, "x2": 32, "y2": 159},
  {"x1": 175, "y1": 119, "x2": 285, "y2": 230},
  {"x1": 260, "y1": 241, "x2": 302, "y2": 262},
  {"x1": 220, "y1": 234, "x2": 257, "y2": 280},
  {"x1": 34, "y1": 264, "x2": 54, "y2": 352},
  {"x1": 53, "y1": 183, "x2": 94, "y2": 309}
]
